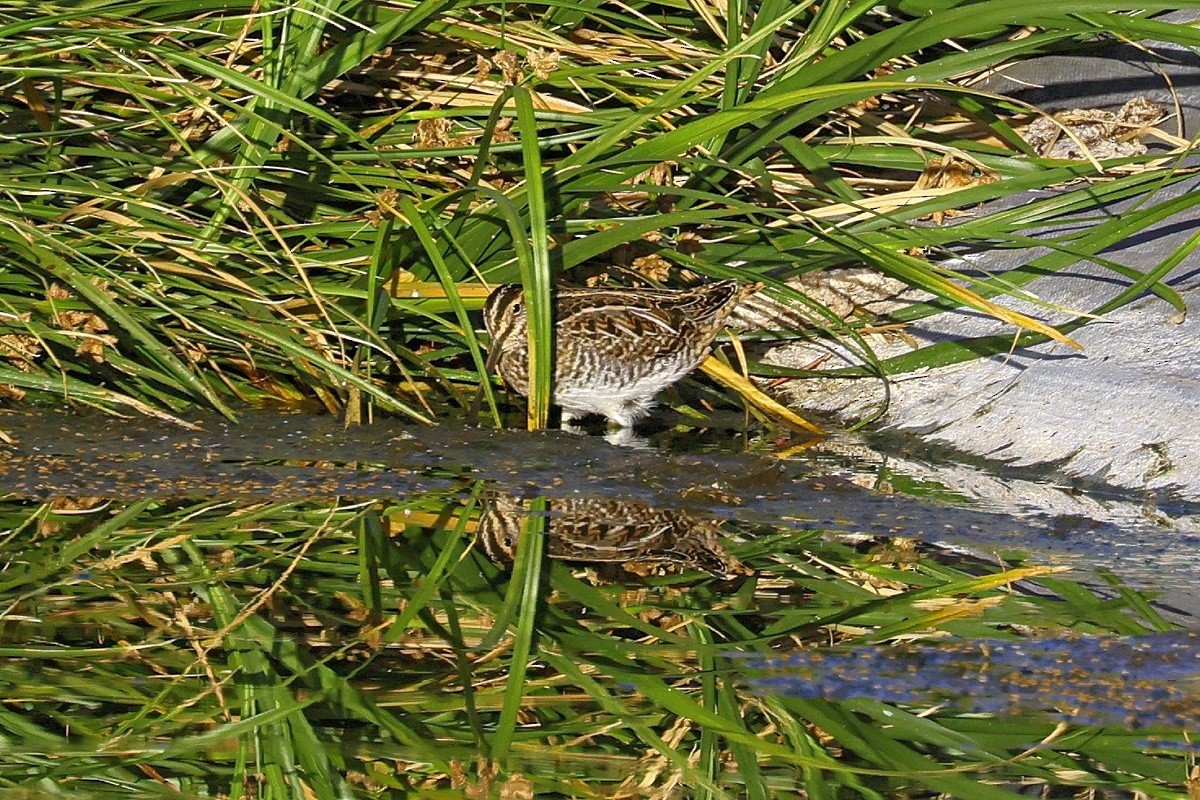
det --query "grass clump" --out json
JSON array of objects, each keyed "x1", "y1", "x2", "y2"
[{"x1": 0, "y1": 2, "x2": 1195, "y2": 424}]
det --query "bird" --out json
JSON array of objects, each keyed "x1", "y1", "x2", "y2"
[
  {"x1": 476, "y1": 493, "x2": 749, "y2": 579},
  {"x1": 482, "y1": 281, "x2": 760, "y2": 429}
]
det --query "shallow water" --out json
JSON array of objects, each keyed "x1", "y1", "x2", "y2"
[
  {"x1": 2, "y1": 405, "x2": 1199, "y2": 786},
  {"x1": 3, "y1": 406, "x2": 1197, "y2": 604}
]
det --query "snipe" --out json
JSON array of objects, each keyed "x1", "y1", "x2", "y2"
[
  {"x1": 477, "y1": 493, "x2": 749, "y2": 579},
  {"x1": 483, "y1": 281, "x2": 759, "y2": 428}
]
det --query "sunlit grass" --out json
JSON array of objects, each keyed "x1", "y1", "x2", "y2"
[{"x1": 0, "y1": 2, "x2": 1195, "y2": 425}]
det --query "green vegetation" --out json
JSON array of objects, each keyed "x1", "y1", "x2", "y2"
[
  {"x1": 2, "y1": 0, "x2": 1195, "y2": 426},
  {"x1": 2, "y1": 487, "x2": 1194, "y2": 798},
  {"x1": 1, "y1": 1, "x2": 1199, "y2": 797}
]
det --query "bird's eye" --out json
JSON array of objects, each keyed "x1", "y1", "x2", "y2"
[{"x1": 510, "y1": 301, "x2": 522, "y2": 315}]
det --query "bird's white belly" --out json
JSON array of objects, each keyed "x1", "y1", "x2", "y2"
[{"x1": 554, "y1": 351, "x2": 698, "y2": 426}]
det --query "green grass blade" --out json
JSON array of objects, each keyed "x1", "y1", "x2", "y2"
[
  {"x1": 513, "y1": 87, "x2": 554, "y2": 431},
  {"x1": 491, "y1": 495, "x2": 547, "y2": 764}
]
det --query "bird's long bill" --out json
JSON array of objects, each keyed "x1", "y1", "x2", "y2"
[
  {"x1": 482, "y1": 336, "x2": 502, "y2": 376},
  {"x1": 467, "y1": 338, "x2": 503, "y2": 426}
]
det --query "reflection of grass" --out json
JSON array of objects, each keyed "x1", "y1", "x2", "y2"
[
  {"x1": 1, "y1": 493, "x2": 1193, "y2": 797},
  {"x1": 1, "y1": 2, "x2": 1196, "y2": 427}
]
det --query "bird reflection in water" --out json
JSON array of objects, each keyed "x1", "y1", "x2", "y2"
[{"x1": 476, "y1": 493, "x2": 749, "y2": 579}]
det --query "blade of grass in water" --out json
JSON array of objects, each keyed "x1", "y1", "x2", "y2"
[{"x1": 492, "y1": 494, "x2": 546, "y2": 765}]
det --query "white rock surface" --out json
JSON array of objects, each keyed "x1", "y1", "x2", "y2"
[{"x1": 767, "y1": 20, "x2": 1200, "y2": 497}]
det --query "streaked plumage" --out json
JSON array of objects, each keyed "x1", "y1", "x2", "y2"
[
  {"x1": 483, "y1": 281, "x2": 759, "y2": 428},
  {"x1": 477, "y1": 493, "x2": 749, "y2": 579}
]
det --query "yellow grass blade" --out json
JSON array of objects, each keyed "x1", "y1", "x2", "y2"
[
  {"x1": 937, "y1": 281, "x2": 1083, "y2": 350},
  {"x1": 700, "y1": 356, "x2": 825, "y2": 435}
]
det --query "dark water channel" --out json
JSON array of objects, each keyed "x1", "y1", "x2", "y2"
[
  {"x1": 2, "y1": 407, "x2": 1199, "y2": 751},
  {"x1": 3, "y1": 407, "x2": 1197, "y2": 599}
]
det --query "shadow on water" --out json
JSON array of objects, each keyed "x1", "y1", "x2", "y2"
[{"x1": 2, "y1": 407, "x2": 1199, "y2": 795}]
